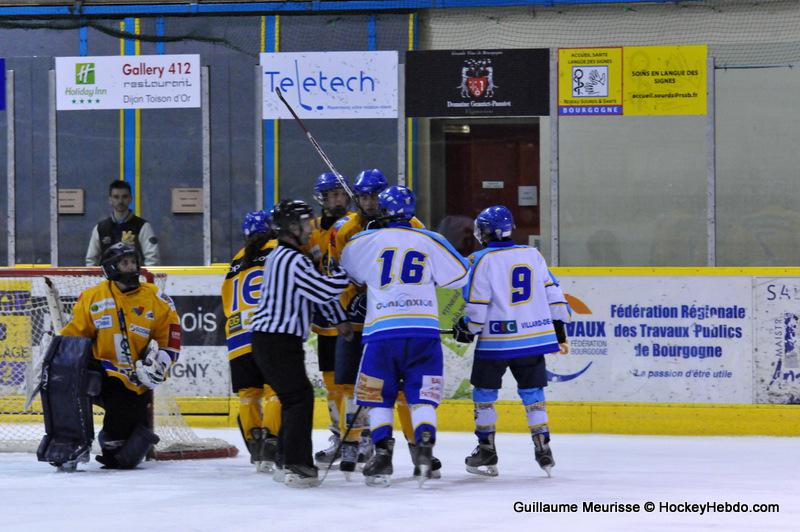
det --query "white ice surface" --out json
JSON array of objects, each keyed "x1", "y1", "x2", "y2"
[{"x1": 2, "y1": 429, "x2": 798, "y2": 532}]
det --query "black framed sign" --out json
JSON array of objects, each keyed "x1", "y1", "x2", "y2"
[{"x1": 405, "y1": 49, "x2": 549, "y2": 117}]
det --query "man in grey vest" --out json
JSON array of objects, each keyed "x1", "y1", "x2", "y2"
[{"x1": 85, "y1": 180, "x2": 161, "y2": 266}]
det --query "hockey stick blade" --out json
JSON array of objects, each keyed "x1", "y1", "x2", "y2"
[{"x1": 274, "y1": 88, "x2": 354, "y2": 199}]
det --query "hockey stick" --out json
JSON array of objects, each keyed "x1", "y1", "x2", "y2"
[
  {"x1": 319, "y1": 404, "x2": 364, "y2": 485},
  {"x1": 439, "y1": 329, "x2": 454, "y2": 335},
  {"x1": 274, "y1": 88, "x2": 354, "y2": 199}
]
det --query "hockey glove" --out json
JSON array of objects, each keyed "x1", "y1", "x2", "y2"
[
  {"x1": 453, "y1": 316, "x2": 476, "y2": 344},
  {"x1": 347, "y1": 293, "x2": 367, "y2": 324},
  {"x1": 135, "y1": 348, "x2": 171, "y2": 389}
]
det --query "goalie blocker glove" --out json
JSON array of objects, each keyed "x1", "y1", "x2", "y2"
[
  {"x1": 135, "y1": 348, "x2": 172, "y2": 389},
  {"x1": 453, "y1": 315, "x2": 476, "y2": 344}
]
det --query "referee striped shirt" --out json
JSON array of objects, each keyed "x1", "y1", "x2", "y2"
[{"x1": 250, "y1": 242, "x2": 349, "y2": 339}]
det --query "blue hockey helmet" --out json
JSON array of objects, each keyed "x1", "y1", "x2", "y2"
[
  {"x1": 378, "y1": 185, "x2": 416, "y2": 221},
  {"x1": 474, "y1": 205, "x2": 515, "y2": 243},
  {"x1": 353, "y1": 169, "x2": 388, "y2": 196},
  {"x1": 241, "y1": 210, "x2": 272, "y2": 238},
  {"x1": 313, "y1": 172, "x2": 349, "y2": 205}
]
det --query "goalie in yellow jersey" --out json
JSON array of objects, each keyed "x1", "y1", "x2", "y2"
[
  {"x1": 39, "y1": 243, "x2": 181, "y2": 471},
  {"x1": 329, "y1": 169, "x2": 442, "y2": 479},
  {"x1": 221, "y1": 210, "x2": 281, "y2": 473}
]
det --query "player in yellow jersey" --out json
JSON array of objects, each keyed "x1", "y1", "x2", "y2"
[
  {"x1": 307, "y1": 173, "x2": 351, "y2": 466},
  {"x1": 221, "y1": 210, "x2": 281, "y2": 472},
  {"x1": 329, "y1": 168, "x2": 441, "y2": 478},
  {"x1": 41, "y1": 243, "x2": 181, "y2": 471}
]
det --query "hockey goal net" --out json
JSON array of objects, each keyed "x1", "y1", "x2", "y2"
[{"x1": 0, "y1": 268, "x2": 237, "y2": 460}]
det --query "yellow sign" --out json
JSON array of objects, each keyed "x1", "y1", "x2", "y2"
[
  {"x1": 623, "y1": 45, "x2": 707, "y2": 116},
  {"x1": 558, "y1": 47, "x2": 623, "y2": 116}
]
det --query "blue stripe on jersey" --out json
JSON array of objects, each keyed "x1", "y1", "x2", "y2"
[
  {"x1": 474, "y1": 341, "x2": 560, "y2": 360},
  {"x1": 476, "y1": 331, "x2": 559, "y2": 351},
  {"x1": 364, "y1": 315, "x2": 440, "y2": 337},
  {"x1": 226, "y1": 330, "x2": 251, "y2": 353},
  {"x1": 364, "y1": 326, "x2": 441, "y2": 342}
]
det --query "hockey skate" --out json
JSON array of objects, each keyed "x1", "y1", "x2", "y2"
[
  {"x1": 338, "y1": 441, "x2": 359, "y2": 480},
  {"x1": 284, "y1": 463, "x2": 321, "y2": 488},
  {"x1": 533, "y1": 432, "x2": 555, "y2": 477},
  {"x1": 314, "y1": 432, "x2": 341, "y2": 466},
  {"x1": 257, "y1": 435, "x2": 279, "y2": 473},
  {"x1": 465, "y1": 437, "x2": 499, "y2": 477},
  {"x1": 409, "y1": 442, "x2": 442, "y2": 479},
  {"x1": 363, "y1": 438, "x2": 394, "y2": 487},
  {"x1": 414, "y1": 431, "x2": 435, "y2": 487},
  {"x1": 356, "y1": 429, "x2": 374, "y2": 470}
]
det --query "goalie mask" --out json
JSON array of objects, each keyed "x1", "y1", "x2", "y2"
[
  {"x1": 474, "y1": 205, "x2": 515, "y2": 245},
  {"x1": 101, "y1": 242, "x2": 141, "y2": 290}
]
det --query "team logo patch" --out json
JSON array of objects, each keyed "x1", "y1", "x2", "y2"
[
  {"x1": 420, "y1": 375, "x2": 443, "y2": 403},
  {"x1": 228, "y1": 313, "x2": 243, "y2": 333},
  {"x1": 168, "y1": 323, "x2": 182, "y2": 350},
  {"x1": 93, "y1": 315, "x2": 113, "y2": 330},
  {"x1": 128, "y1": 324, "x2": 150, "y2": 338},
  {"x1": 145, "y1": 311, "x2": 154, "y2": 320},
  {"x1": 489, "y1": 320, "x2": 518, "y2": 334},
  {"x1": 89, "y1": 299, "x2": 114, "y2": 315},
  {"x1": 132, "y1": 306, "x2": 144, "y2": 316},
  {"x1": 356, "y1": 373, "x2": 384, "y2": 403},
  {"x1": 159, "y1": 291, "x2": 176, "y2": 311}
]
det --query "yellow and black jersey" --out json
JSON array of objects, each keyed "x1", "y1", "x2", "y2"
[
  {"x1": 60, "y1": 281, "x2": 181, "y2": 394},
  {"x1": 221, "y1": 239, "x2": 277, "y2": 360},
  {"x1": 309, "y1": 213, "x2": 354, "y2": 336},
  {"x1": 329, "y1": 213, "x2": 425, "y2": 329}
]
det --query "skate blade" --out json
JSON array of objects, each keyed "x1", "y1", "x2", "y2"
[
  {"x1": 257, "y1": 460, "x2": 276, "y2": 474},
  {"x1": 365, "y1": 475, "x2": 391, "y2": 487},
  {"x1": 466, "y1": 465, "x2": 498, "y2": 477},
  {"x1": 272, "y1": 469, "x2": 286, "y2": 483},
  {"x1": 342, "y1": 470, "x2": 354, "y2": 482},
  {"x1": 416, "y1": 465, "x2": 432, "y2": 487},
  {"x1": 540, "y1": 464, "x2": 553, "y2": 477},
  {"x1": 284, "y1": 474, "x2": 321, "y2": 488}
]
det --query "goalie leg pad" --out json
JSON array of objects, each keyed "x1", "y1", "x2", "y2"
[{"x1": 36, "y1": 336, "x2": 98, "y2": 468}]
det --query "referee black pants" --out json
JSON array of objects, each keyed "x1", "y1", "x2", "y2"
[{"x1": 251, "y1": 332, "x2": 314, "y2": 468}]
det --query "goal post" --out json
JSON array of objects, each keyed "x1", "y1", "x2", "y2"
[{"x1": 0, "y1": 267, "x2": 237, "y2": 460}]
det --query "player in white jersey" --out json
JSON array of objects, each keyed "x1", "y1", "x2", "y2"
[
  {"x1": 340, "y1": 186, "x2": 469, "y2": 487},
  {"x1": 453, "y1": 205, "x2": 570, "y2": 477}
]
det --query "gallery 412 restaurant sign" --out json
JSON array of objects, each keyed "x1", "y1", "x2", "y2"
[{"x1": 405, "y1": 49, "x2": 549, "y2": 117}]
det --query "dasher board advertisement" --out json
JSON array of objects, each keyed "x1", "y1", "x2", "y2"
[
  {"x1": 405, "y1": 49, "x2": 549, "y2": 117},
  {"x1": 56, "y1": 55, "x2": 201, "y2": 110}
]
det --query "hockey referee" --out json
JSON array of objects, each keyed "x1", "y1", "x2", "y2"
[{"x1": 250, "y1": 199, "x2": 349, "y2": 488}]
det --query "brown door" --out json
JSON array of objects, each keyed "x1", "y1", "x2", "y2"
[{"x1": 443, "y1": 123, "x2": 540, "y2": 254}]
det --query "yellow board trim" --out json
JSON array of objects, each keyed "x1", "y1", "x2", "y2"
[{"x1": 5, "y1": 398, "x2": 799, "y2": 436}]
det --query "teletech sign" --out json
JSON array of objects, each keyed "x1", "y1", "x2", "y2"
[{"x1": 405, "y1": 49, "x2": 549, "y2": 117}]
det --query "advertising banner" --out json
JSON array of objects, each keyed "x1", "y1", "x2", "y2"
[
  {"x1": 55, "y1": 54, "x2": 201, "y2": 111},
  {"x1": 754, "y1": 278, "x2": 800, "y2": 404},
  {"x1": 543, "y1": 276, "x2": 753, "y2": 403},
  {"x1": 558, "y1": 47, "x2": 623, "y2": 116},
  {"x1": 405, "y1": 49, "x2": 549, "y2": 117},
  {"x1": 260, "y1": 51, "x2": 398, "y2": 119},
  {"x1": 0, "y1": 280, "x2": 32, "y2": 390},
  {"x1": 623, "y1": 44, "x2": 707, "y2": 116}
]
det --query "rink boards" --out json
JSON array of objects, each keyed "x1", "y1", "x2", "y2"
[{"x1": 5, "y1": 266, "x2": 800, "y2": 435}]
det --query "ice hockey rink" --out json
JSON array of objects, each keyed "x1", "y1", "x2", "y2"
[{"x1": 2, "y1": 429, "x2": 797, "y2": 531}]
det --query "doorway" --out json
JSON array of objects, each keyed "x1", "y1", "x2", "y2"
[{"x1": 441, "y1": 122, "x2": 540, "y2": 255}]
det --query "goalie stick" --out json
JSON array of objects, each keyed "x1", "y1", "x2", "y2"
[
  {"x1": 23, "y1": 277, "x2": 65, "y2": 411},
  {"x1": 274, "y1": 88, "x2": 354, "y2": 199}
]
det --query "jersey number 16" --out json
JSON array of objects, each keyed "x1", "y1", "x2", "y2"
[{"x1": 377, "y1": 248, "x2": 427, "y2": 287}]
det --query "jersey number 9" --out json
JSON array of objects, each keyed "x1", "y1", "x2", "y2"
[
  {"x1": 510, "y1": 265, "x2": 533, "y2": 305},
  {"x1": 378, "y1": 249, "x2": 427, "y2": 287}
]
